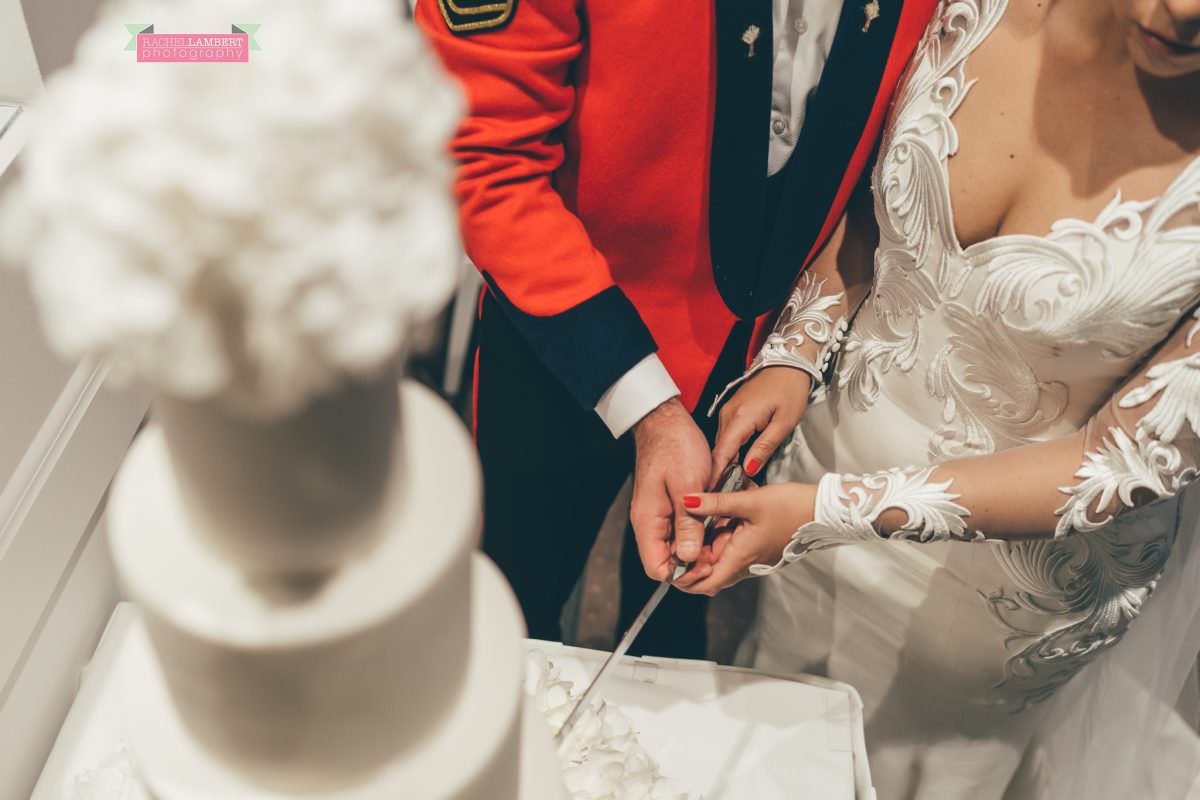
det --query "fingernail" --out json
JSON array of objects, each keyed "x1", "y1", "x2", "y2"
[
  {"x1": 746, "y1": 458, "x2": 762, "y2": 476},
  {"x1": 677, "y1": 541, "x2": 699, "y2": 559},
  {"x1": 683, "y1": 495, "x2": 701, "y2": 509}
]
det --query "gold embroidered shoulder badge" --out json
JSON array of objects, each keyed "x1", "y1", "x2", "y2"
[{"x1": 438, "y1": 0, "x2": 516, "y2": 35}]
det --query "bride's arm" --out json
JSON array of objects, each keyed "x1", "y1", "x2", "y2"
[
  {"x1": 679, "y1": 306, "x2": 1200, "y2": 593},
  {"x1": 710, "y1": 183, "x2": 877, "y2": 478}
]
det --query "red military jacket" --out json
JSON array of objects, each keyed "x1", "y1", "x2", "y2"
[{"x1": 416, "y1": 0, "x2": 937, "y2": 413}]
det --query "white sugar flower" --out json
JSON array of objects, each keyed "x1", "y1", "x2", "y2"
[
  {"x1": 68, "y1": 742, "x2": 150, "y2": 800},
  {"x1": 1, "y1": 0, "x2": 463, "y2": 417},
  {"x1": 523, "y1": 651, "x2": 693, "y2": 800}
]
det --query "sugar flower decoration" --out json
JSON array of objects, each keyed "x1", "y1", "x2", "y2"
[
  {"x1": 1, "y1": 0, "x2": 463, "y2": 417},
  {"x1": 525, "y1": 651, "x2": 693, "y2": 800},
  {"x1": 67, "y1": 742, "x2": 150, "y2": 800}
]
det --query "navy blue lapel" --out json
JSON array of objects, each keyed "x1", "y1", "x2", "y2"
[
  {"x1": 708, "y1": 0, "x2": 907, "y2": 319},
  {"x1": 708, "y1": 0, "x2": 773, "y2": 318},
  {"x1": 753, "y1": 0, "x2": 905, "y2": 316}
]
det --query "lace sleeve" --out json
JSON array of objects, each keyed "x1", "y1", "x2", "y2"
[
  {"x1": 708, "y1": 272, "x2": 851, "y2": 414},
  {"x1": 754, "y1": 273, "x2": 849, "y2": 386},
  {"x1": 1056, "y1": 309, "x2": 1200, "y2": 536},
  {"x1": 753, "y1": 307, "x2": 1200, "y2": 574}
]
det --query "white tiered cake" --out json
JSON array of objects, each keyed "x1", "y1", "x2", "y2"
[
  {"x1": 107, "y1": 379, "x2": 567, "y2": 799},
  {"x1": 0, "y1": 0, "x2": 567, "y2": 795}
]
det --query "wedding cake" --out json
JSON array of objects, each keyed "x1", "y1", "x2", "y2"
[
  {"x1": 0, "y1": 0, "x2": 566, "y2": 796},
  {"x1": 103, "y1": 378, "x2": 568, "y2": 799}
]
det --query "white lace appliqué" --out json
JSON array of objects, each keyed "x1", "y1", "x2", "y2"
[
  {"x1": 836, "y1": 0, "x2": 1200, "y2": 466},
  {"x1": 983, "y1": 528, "x2": 1172, "y2": 712},
  {"x1": 751, "y1": 466, "x2": 976, "y2": 575},
  {"x1": 931, "y1": 186, "x2": 1200, "y2": 460},
  {"x1": 1056, "y1": 313, "x2": 1200, "y2": 537},
  {"x1": 1121, "y1": 335, "x2": 1200, "y2": 444},
  {"x1": 838, "y1": 0, "x2": 1009, "y2": 416},
  {"x1": 710, "y1": 273, "x2": 846, "y2": 413},
  {"x1": 781, "y1": 0, "x2": 1200, "y2": 714},
  {"x1": 985, "y1": 312, "x2": 1200, "y2": 710},
  {"x1": 1055, "y1": 427, "x2": 1197, "y2": 537},
  {"x1": 758, "y1": 275, "x2": 847, "y2": 382}
]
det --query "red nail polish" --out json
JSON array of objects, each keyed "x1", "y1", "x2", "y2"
[
  {"x1": 746, "y1": 458, "x2": 762, "y2": 476},
  {"x1": 683, "y1": 495, "x2": 701, "y2": 509}
]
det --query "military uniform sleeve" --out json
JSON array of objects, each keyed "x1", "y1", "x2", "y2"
[{"x1": 415, "y1": 0, "x2": 658, "y2": 414}]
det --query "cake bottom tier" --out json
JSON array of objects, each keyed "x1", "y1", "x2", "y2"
[
  {"x1": 126, "y1": 555, "x2": 567, "y2": 800},
  {"x1": 108, "y1": 381, "x2": 484, "y2": 786}
]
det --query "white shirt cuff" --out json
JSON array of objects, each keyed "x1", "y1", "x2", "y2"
[{"x1": 594, "y1": 355, "x2": 681, "y2": 438}]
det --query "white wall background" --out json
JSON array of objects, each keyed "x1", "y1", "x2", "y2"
[
  {"x1": 19, "y1": 0, "x2": 106, "y2": 80},
  {"x1": 0, "y1": 2, "x2": 146, "y2": 797}
]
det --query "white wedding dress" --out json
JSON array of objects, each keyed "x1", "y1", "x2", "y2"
[{"x1": 739, "y1": 1, "x2": 1200, "y2": 798}]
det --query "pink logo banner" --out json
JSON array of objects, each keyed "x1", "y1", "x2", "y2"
[{"x1": 138, "y1": 33, "x2": 249, "y2": 62}]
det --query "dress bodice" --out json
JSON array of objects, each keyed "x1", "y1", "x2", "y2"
[{"x1": 835, "y1": 0, "x2": 1200, "y2": 464}]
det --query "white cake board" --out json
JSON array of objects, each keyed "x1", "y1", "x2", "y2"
[
  {"x1": 34, "y1": 605, "x2": 874, "y2": 800},
  {"x1": 32, "y1": 601, "x2": 566, "y2": 800},
  {"x1": 524, "y1": 641, "x2": 875, "y2": 800}
]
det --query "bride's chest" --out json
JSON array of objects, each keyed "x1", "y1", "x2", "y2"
[
  {"x1": 866, "y1": 16, "x2": 1200, "y2": 377},
  {"x1": 903, "y1": 15, "x2": 1194, "y2": 253},
  {"x1": 840, "y1": 1, "x2": 1200, "y2": 455}
]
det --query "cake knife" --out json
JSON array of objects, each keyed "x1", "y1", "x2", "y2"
[{"x1": 554, "y1": 463, "x2": 747, "y2": 744}]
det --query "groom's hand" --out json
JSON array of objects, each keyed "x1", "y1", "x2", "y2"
[
  {"x1": 631, "y1": 398, "x2": 713, "y2": 581},
  {"x1": 712, "y1": 367, "x2": 812, "y2": 480}
]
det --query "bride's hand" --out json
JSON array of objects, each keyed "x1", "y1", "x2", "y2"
[
  {"x1": 711, "y1": 367, "x2": 812, "y2": 480},
  {"x1": 672, "y1": 482, "x2": 817, "y2": 596}
]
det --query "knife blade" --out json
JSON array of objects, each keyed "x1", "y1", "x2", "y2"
[{"x1": 554, "y1": 463, "x2": 747, "y2": 744}]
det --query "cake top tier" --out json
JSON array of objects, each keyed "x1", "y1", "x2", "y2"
[{"x1": 1, "y1": 0, "x2": 463, "y2": 419}]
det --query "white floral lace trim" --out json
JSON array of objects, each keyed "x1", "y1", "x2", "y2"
[
  {"x1": 751, "y1": 466, "x2": 977, "y2": 575},
  {"x1": 1055, "y1": 312, "x2": 1200, "y2": 537},
  {"x1": 811, "y1": 0, "x2": 1200, "y2": 717},
  {"x1": 1055, "y1": 427, "x2": 1198, "y2": 537},
  {"x1": 709, "y1": 273, "x2": 847, "y2": 415},
  {"x1": 984, "y1": 528, "x2": 1171, "y2": 712},
  {"x1": 1120, "y1": 315, "x2": 1200, "y2": 441},
  {"x1": 843, "y1": 0, "x2": 1200, "y2": 465}
]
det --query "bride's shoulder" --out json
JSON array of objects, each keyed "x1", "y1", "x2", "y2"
[{"x1": 931, "y1": 0, "x2": 1046, "y2": 48}]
